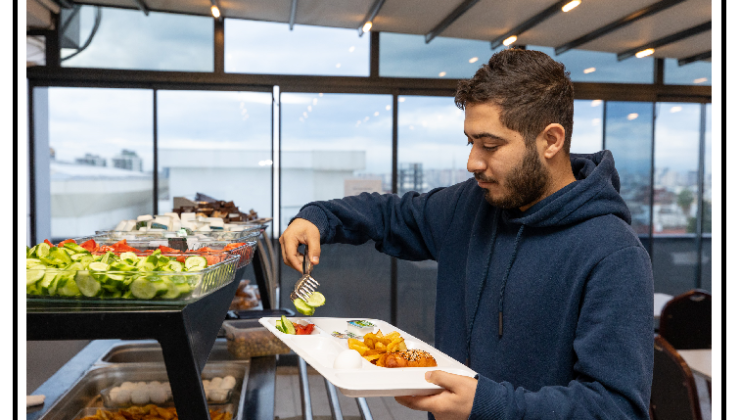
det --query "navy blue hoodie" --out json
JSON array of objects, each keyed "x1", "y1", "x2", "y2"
[{"x1": 295, "y1": 150, "x2": 654, "y2": 419}]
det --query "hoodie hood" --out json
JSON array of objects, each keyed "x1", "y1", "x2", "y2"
[{"x1": 504, "y1": 150, "x2": 631, "y2": 228}]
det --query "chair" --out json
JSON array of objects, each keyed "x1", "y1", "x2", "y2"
[
  {"x1": 659, "y1": 290, "x2": 711, "y2": 350},
  {"x1": 651, "y1": 335, "x2": 703, "y2": 420}
]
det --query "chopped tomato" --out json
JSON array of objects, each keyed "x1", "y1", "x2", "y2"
[
  {"x1": 176, "y1": 255, "x2": 187, "y2": 263},
  {"x1": 194, "y1": 247, "x2": 219, "y2": 254},
  {"x1": 110, "y1": 239, "x2": 141, "y2": 253},
  {"x1": 98, "y1": 245, "x2": 114, "y2": 253},
  {"x1": 204, "y1": 255, "x2": 220, "y2": 266},
  {"x1": 79, "y1": 239, "x2": 98, "y2": 252},
  {"x1": 157, "y1": 245, "x2": 180, "y2": 253},
  {"x1": 223, "y1": 243, "x2": 245, "y2": 251},
  {"x1": 57, "y1": 239, "x2": 76, "y2": 247},
  {"x1": 44, "y1": 239, "x2": 53, "y2": 247},
  {"x1": 293, "y1": 323, "x2": 315, "y2": 335}
]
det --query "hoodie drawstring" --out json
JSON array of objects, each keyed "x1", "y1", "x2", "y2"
[
  {"x1": 466, "y1": 212, "x2": 525, "y2": 365},
  {"x1": 498, "y1": 225, "x2": 525, "y2": 337}
]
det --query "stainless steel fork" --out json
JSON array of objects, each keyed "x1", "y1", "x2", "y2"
[{"x1": 290, "y1": 244, "x2": 319, "y2": 302}]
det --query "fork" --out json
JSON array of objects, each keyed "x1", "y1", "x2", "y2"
[{"x1": 290, "y1": 244, "x2": 319, "y2": 302}]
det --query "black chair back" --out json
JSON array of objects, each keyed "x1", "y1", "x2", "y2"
[
  {"x1": 651, "y1": 335, "x2": 703, "y2": 420},
  {"x1": 659, "y1": 290, "x2": 711, "y2": 349}
]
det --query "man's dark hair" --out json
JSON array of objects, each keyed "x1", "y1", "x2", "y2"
[{"x1": 455, "y1": 49, "x2": 575, "y2": 153}]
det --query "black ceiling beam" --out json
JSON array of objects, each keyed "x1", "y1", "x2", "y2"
[
  {"x1": 289, "y1": 0, "x2": 297, "y2": 30},
  {"x1": 555, "y1": 0, "x2": 687, "y2": 55},
  {"x1": 51, "y1": 0, "x2": 74, "y2": 8},
  {"x1": 425, "y1": 0, "x2": 480, "y2": 43},
  {"x1": 358, "y1": 0, "x2": 386, "y2": 37},
  {"x1": 617, "y1": 21, "x2": 711, "y2": 61},
  {"x1": 490, "y1": 0, "x2": 577, "y2": 48},
  {"x1": 678, "y1": 50, "x2": 711, "y2": 66},
  {"x1": 132, "y1": 0, "x2": 149, "y2": 16}
]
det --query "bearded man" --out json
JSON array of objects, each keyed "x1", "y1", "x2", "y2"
[{"x1": 280, "y1": 49, "x2": 653, "y2": 420}]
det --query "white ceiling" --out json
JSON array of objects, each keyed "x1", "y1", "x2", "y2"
[{"x1": 28, "y1": 0, "x2": 712, "y2": 61}]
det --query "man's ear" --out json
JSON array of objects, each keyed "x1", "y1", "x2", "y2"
[{"x1": 540, "y1": 123, "x2": 566, "y2": 159}]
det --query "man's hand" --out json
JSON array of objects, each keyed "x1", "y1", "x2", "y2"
[
  {"x1": 395, "y1": 371, "x2": 478, "y2": 420},
  {"x1": 279, "y1": 218, "x2": 321, "y2": 273}
]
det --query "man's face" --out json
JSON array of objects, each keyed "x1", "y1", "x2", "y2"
[{"x1": 464, "y1": 102, "x2": 552, "y2": 210}]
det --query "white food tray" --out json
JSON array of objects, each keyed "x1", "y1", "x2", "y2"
[{"x1": 259, "y1": 317, "x2": 476, "y2": 397}]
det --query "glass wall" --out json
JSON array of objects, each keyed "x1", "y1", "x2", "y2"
[
  {"x1": 664, "y1": 58, "x2": 712, "y2": 85},
  {"x1": 527, "y1": 46, "x2": 654, "y2": 84},
  {"x1": 651, "y1": 103, "x2": 701, "y2": 295},
  {"x1": 279, "y1": 93, "x2": 393, "y2": 320},
  {"x1": 380, "y1": 32, "x2": 504, "y2": 79},
  {"x1": 225, "y1": 20, "x2": 369, "y2": 76},
  {"x1": 701, "y1": 104, "x2": 712, "y2": 291},
  {"x1": 571, "y1": 99, "x2": 604, "y2": 154},
  {"x1": 61, "y1": 6, "x2": 213, "y2": 71},
  {"x1": 604, "y1": 101, "x2": 654, "y2": 237},
  {"x1": 156, "y1": 90, "x2": 273, "y2": 235},
  {"x1": 47, "y1": 87, "x2": 154, "y2": 239}
]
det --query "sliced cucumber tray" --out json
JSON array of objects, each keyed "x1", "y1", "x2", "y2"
[{"x1": 26, "y1": 239, "x2": 239, "y2": 303}]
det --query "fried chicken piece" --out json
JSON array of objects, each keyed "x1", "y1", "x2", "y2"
[{"x1": 383, "y1": 350, "x2": 437, "y2": 368}]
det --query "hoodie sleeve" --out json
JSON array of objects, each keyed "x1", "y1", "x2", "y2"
[
  {"x1": 293, "y1": 182, "x2": 468, "y2": 261},
  {"x1": 469, "y1": 245, "x2": 654, "y2": 420}
]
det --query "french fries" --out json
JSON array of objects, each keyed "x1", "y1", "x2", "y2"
[{"x1": 348, "y1": 330, "x2": 408, "y2": 366}]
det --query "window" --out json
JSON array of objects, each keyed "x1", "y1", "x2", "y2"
[
  {"x1": 604, "y1": 102, "x2": 653, "y2": 237},
  {"x1": 279, "y1": 93, "x2": 393, "y2": 320},
  {"x1": 156, "y1": 90, "x2": 273, "y2": 236},
  {"x1": 527, "y1": 46, "x2": 654, "y2": 84},
  {"x1": 700, "y1": 104, "x2": 711, "y2": 291},
  {"x1": 225, "y1": 20, "x2": 369, "y2": 76},
  {"x1": 397, "y1": 96, "x2": 470, "y2": 193},
  {"x1": 652, "y1": 103, "x2": 701, "y2": 295},
  {"x1": 380, "y1": 32, "x2": 503, "y2": 79},
  {"x1": 47, "y1": 87, "x2": 154, "y2": 239},
  {"x1": 61, "y1": 6, "x2": 213, "y2": 71},
  {"x1": 664, "y1": 58, "x2": 711, "y2": 86},
  {"x1": 571, "y1": 99, "x2": 603, "y2": 154}
]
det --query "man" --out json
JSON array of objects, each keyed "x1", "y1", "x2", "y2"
[{"x1": 280, "y1": 49, "x2": 653, "y2": 420}]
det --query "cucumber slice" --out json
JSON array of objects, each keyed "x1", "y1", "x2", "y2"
[
  {"x1": 130, "y1": 277, "x2": 169, "y2": 299},
  {"x1": 27, "y1": 282, "x2": 41, "y2": 296},
  {"x1": 185, "y1": 256, "x2": 207, "y2": 271},
  {"x1": 78, "y1": 255, "x2": 94, "y2": 268},
  {"x1": 28, "y1": 245, "x2": 38, "y2": 258},
  {"x1": 275, "y1": 321, "x2": 285, "y2": 333},
  {"x1": 122, "y1": 290, "x2": 134, "y2": 299},
  {"x1": 70, "y1": 253, "x2": 90, "y2": 261},
  {"x1": 160, "y1": 279, "x2": 180, "y2": 299},
  {"x1": 110, "y1": 261, "x2": 135, "y2": 271},
  {"x1": 26, "y1": 269, "x2": 45, "y2": 285},
  {"x1": 26, "y1": 259, "x2": 44, "y2": 269},
  {"x1": 304, "y1": 292, "x2": 325, "y2": 308},
  {"x1": 57, "y1": 277, "x2": 81, "y2": 297},
  {"x1": 36, "y1": 243, "x2": 51, "y2": 259},
  {"x1": 281, "y1": 315, "x2": 296, "y2": 334},
  {"x1": 38, "y1": 272, "x2": 57, "y2": 295},
  {"x1": 120, "y1": 252, "x2": 138, "y2": 262},
  {"x1": 175, "y1": 283, "x2": 192, "y2": 296},
  {"x1": 168, "y1": 261, "x2": 183, "y2": 272},
  {"x1": 76, "y1": 271, "x2": 102, "y2": 297},
  {"x1": 293, "y1": 298, "x2": 316, "y2": 316},
  {"x1": 88, "y1": 262, "x2": 110, "y2": 271},
  {"x1": 47, "y1": 277, "x2": 60, "y2": 296}
]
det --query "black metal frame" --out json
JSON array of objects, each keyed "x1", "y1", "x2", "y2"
[
  {"x1": 617, "y1": 21, "x2": 712, "y2": 62},
  {"x1": 358, "y1": 0, "x2": 386, "y2": 36},
  {"x1": 554, "y1": 0, "x2": 688, "y2": 55},
  {"x1": 425, "y1": 0, "x2": 480, "y2": 44},
  {"x1": 490, "y1": 0, "x2": 577, "y2": 47},
  {"x1": 678, "y1": 50, "x2": 711, "y2": 67}
]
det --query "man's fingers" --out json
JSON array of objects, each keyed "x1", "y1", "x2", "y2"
[
  {"x1": 394, "y1": 394, "x2": 440, "y2": 413},
  {"x1": 306, "y1": 233, "x2": 321, "y2": 265},
  {"x1": 424, "y1": 371, "x2": 468, "y2": 393},
  {"x1": 284, "y1": 236, "x2": 303, "y2": 273}
]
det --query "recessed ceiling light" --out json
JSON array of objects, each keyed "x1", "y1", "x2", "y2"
[
  {"x1": 362, "y1": 21, "x2": 373, "y2": 33},
  {"x1": 349, "y1": 46, "x2": 355, "y2": 53},
  {"x1": 627, "y1": 113, "x2": 639, "y2": 120},
  {"x1": 503, "y1": 35, "x2": 518, "y2": 46},
  {"x1": 385, "y1": 105, "x2": 391, "y2": 110},
  {"x1": 635, "y1": 48, "x2": 655, "y2": 59},
  {"x1": 211, "y1": 5, "x2": 220, "y2": 18},
  {"x1": 670, "y1": 106, "x2": 682, "y2": 113},
  {"x1": 439, "y1": 71, "x2": 447, "y2": 77},
  {"x1": 583, "y1": 67, "x2": 596, "y2": 74},
  {"x1": 562, "y1": 0, "x2": 581, "y2": 12},
  {"x1": 591, "y1": 100, "x2": 602, "y2": 107},
  {"x1": 469, "y1": 57, "x2": 478, "y2": 63},
  {"x1": 399, "y1": 98, "x2": 406, "y2": 102},
  {"x1": 693, "y1": 77, "x2": 708, "y2": 84}
]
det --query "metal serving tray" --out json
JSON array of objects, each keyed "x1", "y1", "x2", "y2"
[
  {"x1": 37, "y1": 362, "x2": 249, "y2": 420},
  {"x1": 95, "y1": 339, "x2": 246, "y2": 365}
]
